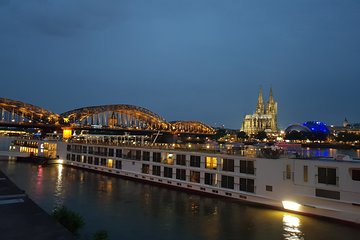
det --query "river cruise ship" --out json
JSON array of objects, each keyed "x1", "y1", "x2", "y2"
[{"x1": 8, "y1": 135, "x2": 360, "y2": 225}]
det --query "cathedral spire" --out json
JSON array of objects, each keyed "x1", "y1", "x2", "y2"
[{"x1": 255, "y1": 87, "x2": 264, "y2": 114}]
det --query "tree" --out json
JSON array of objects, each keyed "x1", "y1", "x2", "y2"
[
  {"x1": 255, "y1": 131, "x2": 267, "y2": 141},
  {"x1": 237, "y1": 131, "x2": 248, "y2": 140},
  {"x1": 52, "y1": 205, "x2": 85, "y2": 235}
]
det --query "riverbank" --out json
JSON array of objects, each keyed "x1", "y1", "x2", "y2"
[{"x1": 0, "y1": 169, "x2": 74, "y2": 240}]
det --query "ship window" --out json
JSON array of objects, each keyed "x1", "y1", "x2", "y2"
[
  {"x1": 176, "y1": 169, "x2": 186, "y2": 180},
  {"x1": 163, "y1": 153, "x2": 174, "y2": 165},
  {"x1": 318, "y1": 167, "x2": 337, "y2": 185},
  {"x1": 304, "y1": 165, "x2": 308, "y2": 182},
  {"x1": 142, "y1": 164, "x2": 149, "y2": 174},
  {"x1": 108, "y1": 148, "x2": 114, "y2": 157},
  {"x1": 176, "y1": 154, "x2": 186, "y2": 166},
  {"x1": 240, "y1": 160, "x2": 254, "y2": 175},
  {"x1": 315, "y1": 188, "x2": 340, "y2": 200},
  {"x1": 190, "y1": 171, "x2": 200, "y2": 183},
  {"x1": 240, "y1": 178, "x2": 255, "y2": 193},
  {"x1": 153, "y1": 152, "x2": 161, "y2": 162},
  {"x1": 204, "y1": 173, "x2": 216, "y2": 186},
  {"x1": 152, "y1": 165, "x2": 161, "y2": 176},
  {"x1": 88, "y1": 147, "x2": 93, "y2": 154},
  {"x1": 222, "y1": 158, "x2": 234, "y2": 172},
  {"x1": 266, "y1": 185, "x2": 272, "y2": 192},
  {"x1": 164, "y1": 167, "x2": 173, "y2": 178},
  {"x1": 100, "y1": 158, "x2": 106, "y2": 166},
  {"x1": 190, "y1": 156, "x2": 201, "y2": 168},
  {"x1": 286, "y1": 164, "x2": 291, "y2": 180},
  {"x1": 115, "y1": 160, "x2": 122, "y2": 169},
  {"x1": 115, "y1": 149, "x2": 122, "y2": 158},
  {"x1": 206, "y1": 157, "x2": 217, "y2": 170},
  {"x1": 351, "y1": 169, "x2": 360, "y2": 181},
  {"x1": 142, "y1": 151, "x2": 150, "y2": 161},
  {"x1": 221, "y1": 175, "x2": 234, "y2": 189}
]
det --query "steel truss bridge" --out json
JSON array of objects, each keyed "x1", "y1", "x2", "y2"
[{"x1": 0, "y1": 98, "x2": 215, "y2": 135}]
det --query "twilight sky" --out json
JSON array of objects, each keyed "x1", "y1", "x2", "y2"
[{"x1": 1, "y1": 0, "x2": 360, "y2": 129}]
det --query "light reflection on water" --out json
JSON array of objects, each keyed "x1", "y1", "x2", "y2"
[
  {"x1": 301, "y1": 148, "x2": 360, "y2": 159},
  {"x1": 283, "y1": 214, "x2": 304, "y2": 240},
  {"x1": 1, "y1": 159, "x2": 360, "y2": 240}
]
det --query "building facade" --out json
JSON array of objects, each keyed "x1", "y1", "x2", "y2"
[{"x1": 241, "y1": 87, "x2": 278, "y2": 135}]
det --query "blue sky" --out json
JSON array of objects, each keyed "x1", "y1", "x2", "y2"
[{"x1": 1, "y1": 0, "x2": 359, "y2": 129}]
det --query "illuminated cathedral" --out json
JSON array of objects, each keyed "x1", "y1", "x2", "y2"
[{"x1": 241, "y1": 87, "x2": 278, "y2": 135}]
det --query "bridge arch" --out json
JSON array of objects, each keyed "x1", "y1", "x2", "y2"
[
  {"x1": 170, "y1": 121, "x2": 215, "y2": 134},
  {"x1": 60, "y1": 104, "x2": 170, "y2": 131},
  {"x1": 0, "y1": 98, "x2": 60, "y2": 124}
]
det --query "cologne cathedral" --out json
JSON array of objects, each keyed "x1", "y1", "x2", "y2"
[{"x1": 241, "y1": 87, "x2": 278, "y2": 135}]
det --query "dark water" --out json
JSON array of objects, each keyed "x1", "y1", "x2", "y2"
[{"x1": 1, "y1": 159, "x2": 359, "y2": 240}]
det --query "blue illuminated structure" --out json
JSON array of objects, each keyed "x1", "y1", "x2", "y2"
[{"x1": 302, "y1": 121, "x2": 330, "y2": 135}]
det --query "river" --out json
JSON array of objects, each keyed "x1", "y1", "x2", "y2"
[{"x1": 0, "y1": 157, "x2": 359, "y2": 240}]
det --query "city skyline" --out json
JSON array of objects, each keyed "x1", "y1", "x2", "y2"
[{"x1": 1, "y1": 1, "x2": 360, "y2": 129}]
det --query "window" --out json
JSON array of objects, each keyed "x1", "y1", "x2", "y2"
[
  {"x1": 108, "y1": 148, "x2": 114, "y2": 157},
  {"x1": 190, "y1": 171, "x2": 200, "y2": 183},
  {"x1": 164, "y1": 167, "x2": 173, "y2": 178},
  {"x1": 240, "y1": 160, "x2": 254, "y2": 174},
  {"x1": 304, "y1": 165, "x2": 308, "y2": 182},
  {"x1": 67, "y1": 145, "x2": 71, "y2": 151},
  {"x1": 163, "y1": 153, "x2": 174, "y2": 165},
  {"x1": 266, "y1": 185, "x2": 273, "y2": 192},
  {"x1": 351, "y1": 169, "x2": 360, "y2": 181},
  {"x1": 190, "y1": 156, "x2": 200, "y2": 168},
  {"x1": 71, "y1": 154, "x2": 75, "y2": 161},
  {"x1": 316, "y1": 188, "x2": 340, "y2": 200},
  {"x1": 76, "y1": 155, "x2": 81, "y2": 162},
  {"x1": 142, "y1": 151, "x2": 150, "y2": 161},
  {"x1": 88, "y1": 147, "x2": 93, "y2": 154},
  {"x1": 222, "y1": 158, "x2": 234, "y2": 172},
  {"x1": 286, "y1": 164, "x2": 292, "y2": 180},
  {"x1": 82, "y1": 146, "x2": 87, "y2": 154},
  {"x1": 88, "y1": 156, "x2": 93, "y2": 165},
  {"x1": 115, "y1": 149, "x2": 122, "y2": 158},
  {"x1": 107, "y1": 159, "x2": 113, "y2": 168},
  {"x1": 142, "y1": 164, "x2": 150, "y2": 174},
  {"x1": 115, "y1": 160, "x2": 122, "y2": 169},
  {"x1": 240, "y1": 178, "x2": 255, "y2": 193},
  {"x1": 153, "y1": 152, "x2": 161, "y2": 162},
  {"x1": 221, "y1": 175, "x2": 234, "y2": 189},
  {"x1": 66, "y1": 153, "x2": 70, "y2": 160},
  {"x1": 152, "y1": 165, "x2": 161, "y2": 176},
  {"x1": 100, "y1": 158, "x2": 106, "y2": 166},
  {"x1": 176, "y1": 169, "x2": 186, "y2": 181},
  {"x1": 205, "y1": 157, "x2": 217, "y2": 169},
  {"x1": 318, "y1": 167, "x2": 337, "y2": 185},
  {"x1": 176, "y1": 154, "x2": 186, "y2": 166},
  {"x1": 204, "y1": 173, "x2": 216, "y2": 186},
  {"x1": 83, "y1": 156, "x2": 87, "y2": 163},
  {"x1": 94, "y1": 157, "x2": 99, "y2": 165},
  {"x1": 135, "y1": 150, "x2": 141, "y2": 160}
]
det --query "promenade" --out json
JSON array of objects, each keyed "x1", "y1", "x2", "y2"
[{"x1": 0, "y1": 170, "x2": 74, "y2": 240}]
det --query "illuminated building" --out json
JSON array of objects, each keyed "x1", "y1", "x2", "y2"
[{"x1": 241, "y1": 87, "x2": 278, "y2": 135}]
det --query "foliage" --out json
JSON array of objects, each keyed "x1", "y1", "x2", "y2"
[
  {"x1": 52, "y1": 205, "x2": 85, "y2": 235},
  {"x1": 237, "y1": 131, "x2": 248, "y2": 140},
  {"x1": 93, "y1": 230, "x2": 109, "y2": 240},
  {"x1": 255, "y1": 131, "x2": 267, "y2": 141}
]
